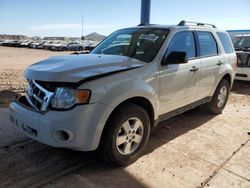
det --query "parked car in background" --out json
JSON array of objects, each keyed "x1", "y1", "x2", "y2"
[
  {"x1": 0, "y1": 40, "x2": 5, "y2": 46},
  {"x1": 84, "y1": 44, "x2": 97, "y2": 52},
  {"x1": 35, "y1": 41, "x2": 46, "y2": 49},
  {"x1": 233, "y1": 34, "x2": 250, "y2": 81},
  {"x1": 29, "y1": 41, "x2": 45, "y2": 49},
  {"x1": 50, "y1": 41, "x2": 79, "y2": 51},
  {"x1": 67, "y1": 41, "x2": 94, "y2": 51},
  {"x1": 8, "y1": 40, "x2": 22, "y2": 47},
  {"x1": 1, "y1": 40, "x2": 11, "y2": 46},
  {"x1": 20, "y1": 41, "x2": 33, "y2": 48},
  {"x1": 27, "y1": 41, "x2": 36, "y2": 48},
  {"x1": 42, "y1": 41, "x2": 54, "y2": 50},
  {"x1": 29, "y1": 41, "x2": 39, "y2": 48}
]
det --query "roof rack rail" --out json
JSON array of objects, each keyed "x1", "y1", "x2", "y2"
[{"x1": 178, "y1": 20, "x2": 217, "y2": 28}]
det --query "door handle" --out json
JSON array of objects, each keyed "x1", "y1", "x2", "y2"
[
  {"x1": 217, "y1": 61, "x2": 224, "y2": 66},
  {"x1": 190, "y1": 66, "x2": 199, "y2": 72}
]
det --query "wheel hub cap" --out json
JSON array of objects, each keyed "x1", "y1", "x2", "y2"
[
  {"x1": 116, "y1": 117, "x2": 144, "y2": 155},
  {"x1": 218, "y1": 86, "x2": 227, "y2": 108}
]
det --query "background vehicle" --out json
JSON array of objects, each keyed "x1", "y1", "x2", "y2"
[
  {"x1": 233, "y1": 34, "x2": 250, "y2": 81},
  {"x1": 42, "y1": 41, "x2": 55, "y2": 50},
  {"x1": 20, "y1": 41, "x2": 33, "y2": 48},
  {"x1": 84, "y1": 45, "x2": 96, "y2": 52},
  {"x1": 50, "y1": 41, "x2": 79, "y2": 51},
  {"x1": 67, "y1": 41, "x2": 95, "y2": 51},
  {"x1": 1, "y1": 40, "x2": 12, "y2": 46},
  {"x1": 9, "y1": 21, "x2": 236, "y2": 166},
  {"x1": 0, "y1": 40, "x2": 5, "y2": 46},
  {"x1": 29, "y1": 41, "x2": 45, "y2": 49},
  {"x1": 8, "y1": 40, "x2": 22, "y2": 47}
]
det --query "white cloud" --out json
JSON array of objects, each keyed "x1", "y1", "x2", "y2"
[{"x1": 29, "y1": 23, "x2": 109, "y2": 30}]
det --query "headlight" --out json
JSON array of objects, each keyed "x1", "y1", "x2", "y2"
[{"x1": 51, "y1": 88, "x2": 91, "y2": 109}]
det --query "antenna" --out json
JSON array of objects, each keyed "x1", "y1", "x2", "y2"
[{"x1": 81, "y1": 14, "x2": 84, "y2": 42}]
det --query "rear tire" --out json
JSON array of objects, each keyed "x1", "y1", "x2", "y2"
[
  {"x1": 207, "y1": 79, "x2": 230, "y2": 114},
  {"x1": 99, "y1": 103, "x2": 150, "y2": 166}
]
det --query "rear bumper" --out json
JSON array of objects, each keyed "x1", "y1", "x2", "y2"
[
  {"x1": 235, "y1": 68, "x2": 250, "y2": 81},
  {"x1": 9, "y1": 98, "x2": 108, "y2": 151}
]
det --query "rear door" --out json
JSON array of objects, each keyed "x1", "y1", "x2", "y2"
[
  {"x1": 159, "y1": 31, "x2": 201, "y2": 114},
  {"x1": 196, "y1": 31, "x2": 223, "y2": 97}
]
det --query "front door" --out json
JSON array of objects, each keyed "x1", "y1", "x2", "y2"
[{"x1": 159, "y1": 31, "x2": 201, "y2": 115}]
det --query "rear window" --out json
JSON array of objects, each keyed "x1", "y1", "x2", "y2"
[
  {"x1": 197, "y1": 32, "x2": 218, "y2": 57},
  {"x1": 217, "y1": 32, "x2": 234, "y2": 54}
]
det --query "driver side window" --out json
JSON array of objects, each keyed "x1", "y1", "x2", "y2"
[{"x1": 166, "y1": 31, "x2": 196, "y2": 59}]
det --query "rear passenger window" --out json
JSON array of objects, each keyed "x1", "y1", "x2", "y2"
[
  {"x1": 217, "y1": 32, "x2": 234, "y2": 54},
  {"x1": 198, "y1": 32, "x2": 218, "y2": 57},
  {"x1": 167, "y1": 31, "x2": 196, "y2": 59}
]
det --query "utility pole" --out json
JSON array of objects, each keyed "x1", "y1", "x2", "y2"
[
  {"x1": 140, "y1": 0, "x2": 151, "y2": 25},
  {"x1": 81, "y1": 14, "x2": 84, "y2": 43}
]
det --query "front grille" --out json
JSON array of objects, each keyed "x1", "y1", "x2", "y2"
[
  {"x1": 25, "y1": 80, "x2": 54, "y2": 112},
  {"x1": 237, "y1": 52, "x2": 250, "y2": 67}
]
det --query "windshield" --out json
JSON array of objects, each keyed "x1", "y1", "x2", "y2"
[
  {"x1": 233, "y1": 36, "x2": 250, "y2": 48},
  {"x1": 91, "y1": 28, "x2": 169, "y2": 63}
]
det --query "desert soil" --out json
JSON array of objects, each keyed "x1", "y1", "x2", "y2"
[
  {"x1": 0, "y1": 47, "x2": 68, "y2": 104},
  {"x1": 0, "y1": 46, "x2": 249, "y2": 187}
]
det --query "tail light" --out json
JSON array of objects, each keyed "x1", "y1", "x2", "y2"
[{"x1": 232, "y1": 56, "x2": 237, "y2": 71}]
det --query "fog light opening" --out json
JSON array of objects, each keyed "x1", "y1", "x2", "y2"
[{"x1": 53, "y1": 129, "x2": 73, "y2": 143}]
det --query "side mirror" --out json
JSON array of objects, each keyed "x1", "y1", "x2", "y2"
[{"x1": 162, "y1": 51, "x2": 188, "y2": 65}]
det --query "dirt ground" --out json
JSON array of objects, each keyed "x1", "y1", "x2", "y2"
[
  {"x1": 0, "y1": 47, "x2": 249, "y2": 188},
  {"x1": 0, "y1": 47, "x2": 68, "y2": 104}
]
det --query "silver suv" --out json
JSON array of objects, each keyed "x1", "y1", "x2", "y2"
[
  {"x1": 9, "y1": 21, "x2": 237, "y2": 165},
  {"x1": 233, "y1": 34, "x2": 250, "y2": 81}
]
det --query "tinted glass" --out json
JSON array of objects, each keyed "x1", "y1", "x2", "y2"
[
  {"x1": 91, "y1": 28, "x2": 169, "y2": 63},
  {"x1": 198, "y1": 32, "x2": 218, "y2": 56},
  {"x1": 233, "y1": 36, "x2": 250, "y2": 49},
  {"x1": 217, "y1": 32, "x2": 234, "y2": 54},
  {"x1": 166, "y1": 31, "x2": 196, "y2": 59}
]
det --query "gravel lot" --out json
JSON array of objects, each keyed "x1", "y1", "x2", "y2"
[{"x1": 0, "y1": 47, "x2": 249, "y2": 187}]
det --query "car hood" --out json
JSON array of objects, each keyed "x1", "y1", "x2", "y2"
[{"x1": 25, "y1": 54, "x2": 145, "y2": 83}]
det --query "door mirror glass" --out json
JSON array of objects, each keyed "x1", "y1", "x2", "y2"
[{"x1": 162, "y1": 51, "x2": 188, "y2": 65}]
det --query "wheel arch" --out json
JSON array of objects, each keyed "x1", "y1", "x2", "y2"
[
  {"x1": 212, "y1": 73, "x2": 233, "y2": 96},
  {"x1": 97, "y1": 96, "x2": 155, "y2": 149},
  {"x1": 109, "y1": 96, "x2": 155, "y2": 127},
  {"x1": 222, "y1": 73, "x2": 232, "y2": 88}
]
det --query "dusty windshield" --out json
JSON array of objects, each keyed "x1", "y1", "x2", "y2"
[{"x1": 91, "y1": 28, "x2": 169, "y2": 63}]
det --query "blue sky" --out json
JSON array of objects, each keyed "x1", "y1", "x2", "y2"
[{"x1": 0, "y1": 0, "x2": 250, "y2": 37}]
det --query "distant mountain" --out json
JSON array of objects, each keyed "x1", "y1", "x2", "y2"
[
  {"x1": 85, "y1": 32, "x2": 106, "y2": 41},
  {"x1": 0, "y1": 34, "x2": 30, "y2": 40}
]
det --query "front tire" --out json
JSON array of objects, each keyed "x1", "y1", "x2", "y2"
[
  {"x1": 207, "y1": 79, "x2": 230, "y2": 114},
  {"x1": 99, "y1": 103, "x2": 150, "y2": 166}
]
